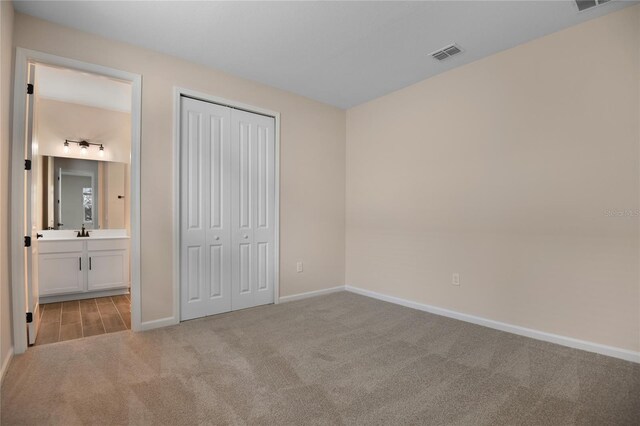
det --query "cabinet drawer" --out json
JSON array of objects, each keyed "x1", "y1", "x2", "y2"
[
  {"x1": 39, "y1": 241, "x2": 84, "y2": 254},
  {"x1": 87, "y1": 239, "x2": 129, "y2": 252}
]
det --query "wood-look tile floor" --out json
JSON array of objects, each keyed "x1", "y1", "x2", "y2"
[{"x1": 35, "y1": 295, "x2": 131, "y2": 346}]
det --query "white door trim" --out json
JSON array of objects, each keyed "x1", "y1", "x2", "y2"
[
  {"x1": 173, "y1": 87, "x2": 281, "y2": 322},
  {"x1": 10, "y1": 48, "x2": 142, "y2": 354}
]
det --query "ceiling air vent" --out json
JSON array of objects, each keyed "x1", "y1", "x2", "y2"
[
  {"x1": 575, "y1": 0, "x2": 611, "y2": 12},
  {"x1": 430, "y1": 44, "x2": 463, "y2": 61}
]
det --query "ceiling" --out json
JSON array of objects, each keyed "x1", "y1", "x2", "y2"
[
  {"x1": 35, "y1": 64, "x2": 132, "y2": 112},
  {"x1": 14, "y1": 0, "x2": 637, "y2": 109}
]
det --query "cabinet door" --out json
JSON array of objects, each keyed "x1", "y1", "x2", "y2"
[
  {"x1": 38, "y1": 252, "x2": 85, "y2": 295},
  {"x1": 87, "y1": 250, "x2": 129, "y2": 291}
]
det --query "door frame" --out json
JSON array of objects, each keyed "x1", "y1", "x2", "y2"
[
  {"x1": 172, "y1": 87, "x2": 281, "y2": 321},
  {"x1": 11, "y1": 48, "x2": 142, "y2": 353}
]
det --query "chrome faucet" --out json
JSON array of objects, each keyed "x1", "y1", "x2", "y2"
[{"x1": 77, "y1": 225, "x2": 90, "y2": 238}]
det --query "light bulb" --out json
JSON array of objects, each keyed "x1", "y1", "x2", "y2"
[
  {"x1": 99, "y1": 145, "x2": 105, "y2": 157},
  {"x1": 79, "y1": 140, "x2": 89, "y2": 155},
  {"x1": 63, "y1": 141, "x2": 70, "y2": 154}
]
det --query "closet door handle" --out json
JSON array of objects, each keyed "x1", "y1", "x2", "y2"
[
  {"x1": 89, "y1": 257, "x2": 92, "y2": 270},
  {"x1": 79, "y1": 257, "x2": 82, "y2": 271}
]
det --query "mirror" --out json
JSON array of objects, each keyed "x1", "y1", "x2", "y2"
[
  {"x1": 41, "y1": 155, "x2": 128, "y2": 230},
  {"x1": 59, "y1": 170, "x2": 94, "y2": 228}
]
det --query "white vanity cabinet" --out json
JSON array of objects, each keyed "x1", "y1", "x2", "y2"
[
  {"x1": 87, "y1": 239, "x2": 130, "y2": 291},
  {"x1": 38, "y1": 237, "x2": 130, "y2": 298},
  {"x1": 38, "y1": 241, "x2": 85, "y2": 295}
]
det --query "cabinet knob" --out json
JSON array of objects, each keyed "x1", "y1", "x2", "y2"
[{"x1": 243, "y1": 235, "x2": 248, "y2": 239}]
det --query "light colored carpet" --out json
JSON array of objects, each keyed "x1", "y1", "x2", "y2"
[{"x1": 2, "y1": 291, "x2": 639, "y2": 425}]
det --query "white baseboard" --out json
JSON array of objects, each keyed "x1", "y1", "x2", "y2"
[
  {"x1": 137, "y1": 316, "x2": 179, "y2": 331},
  {"x1": 1, "y1": 347, "x2": 14, "y2": 384},
  {"x1": 278, "y1": 285, "x2": 345, "y2": 303},
  {"x1": 345, "y1": 285, "x2": 640, "y2": 364},
  {"x1": 138, "y1": 286, "x2": 346, "y2": 330},
  {"x1": 40, "y1": 288, "x2": 129, "y2": 304}
]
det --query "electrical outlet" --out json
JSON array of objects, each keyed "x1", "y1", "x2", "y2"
[
  {"x1": 296, "y1": 261, "x2": 303, "y2": 273},
  {"x1": 452, "y1": 273, "x2": 460, "y2": 286}
]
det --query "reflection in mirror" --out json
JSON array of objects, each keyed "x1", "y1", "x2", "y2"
[
  {"x1": 59, "y1": 169, "x2": 94, "y2": 229},
  {"x1": 83, "y1": 187, "x2": 93, "y2": 223},
  {"x1": 41, "y1": 156, "x2": 128, "y2": 230}
]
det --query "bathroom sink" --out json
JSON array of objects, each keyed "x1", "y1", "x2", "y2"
[{"x1": 37, "y1": 229, "x2": 129, "y2": 241}]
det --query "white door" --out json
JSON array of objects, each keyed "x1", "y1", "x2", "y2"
[
  {"x1": 180, "y1": 97, "x2": 276, "y2": 320},
  {"x1": 230, "y1": 109, "x2": 276, "y2": 310},
  {"x1": 25, "y1": 63, "x2": 41, "y2": 344},
  {"x1": 180, "y1": 97, "x2": 232, "y2": 320}
]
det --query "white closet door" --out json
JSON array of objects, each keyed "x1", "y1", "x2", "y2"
[
  {"x1": 180, "y1": 97, "x2": 232, "y2": 320},
  {"x1": 231, "y1": 109, "x2": 276, "y2": 310}
]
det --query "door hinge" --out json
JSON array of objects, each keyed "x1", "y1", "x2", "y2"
[
  {"x1": 26, "y1": 312, "x2": 33, "y2": 323},
  {"x1": 24, "y1": 236, "x2": 31, "y2": 247},
  {"x1": 25, "y1": 159, "x2": 31, "y2": 170},
  {"x1": 27, "y1": 84, "x2": 34, "y2": 95}
]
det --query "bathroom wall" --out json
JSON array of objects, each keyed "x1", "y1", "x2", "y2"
[
  {"x1": 103, "y1": 162, "x2": 127, "y2": 230},
  {"x1": 35, "y1": 98, "x2": 131, "y2": 163}
]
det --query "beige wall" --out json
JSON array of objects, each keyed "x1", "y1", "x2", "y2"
[
  {"x1": 13, "y1": 12, "x2": 346, "y2": 322},
  {"x1": 1, "y1": 0, "x2": 14, "y2": 375},
  {"x1": 5, "y1": 4, "x2": 638, "y2": 358},
  {"x1": 35, "y1": 98, "x2": 131, "y2": 163},
  {"x1": 346, "y1": 6, "x2": 640, "y2": 351}
]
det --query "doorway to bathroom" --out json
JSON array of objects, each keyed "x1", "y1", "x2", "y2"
[{"x1": 10, "y1": 49, "x2": 142, "y2": 352}]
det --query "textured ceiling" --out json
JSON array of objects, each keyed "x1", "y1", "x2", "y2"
[{"x1": 14, "y1": 0, "x2": 637, "y2": 108}]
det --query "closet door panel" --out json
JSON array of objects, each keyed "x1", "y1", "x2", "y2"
[
  {"x1": 180, "y1": 97, "x2": 232, "y2": 320},
  {"x1": 231, "y1": 109, "x2": 275, "y2": 310},
  {"x1": 231, "y1": 113, "x2": 256, "y2": 310},
  {"x1": 253, "y1": 119, "x2": 276, "y2": 306},
  {"x1": 209, "y1": 245, "x2": 223, "y2": 298},
  {"x1": 205, "y1": 111, "x2": 232, "y2": 309},
  {"x1": 181, "y1": 105, "x2": 206, "y2": 314}
]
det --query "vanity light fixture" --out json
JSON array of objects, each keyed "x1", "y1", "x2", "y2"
[
  {"x1": 79, "y1": 140, "x2": 89, "y2": 155},
  {"x1": 64, "y1": 139, "x2": 105, "y2": 157}
]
